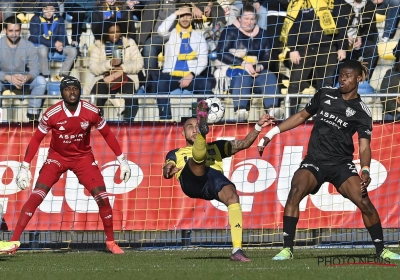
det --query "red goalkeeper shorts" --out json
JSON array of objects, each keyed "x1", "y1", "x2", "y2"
[{"x1": 37, "y1": 152, "x2": 105, "y2": 193}]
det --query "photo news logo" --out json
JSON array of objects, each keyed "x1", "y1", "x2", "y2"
[{"x1": 317, "y1": 255, "x2": 396, "y2": 267}]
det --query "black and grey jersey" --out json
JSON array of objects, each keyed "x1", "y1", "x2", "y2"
[{"x1": 304, "y1": 87, "x2": 372, "y2": 165}]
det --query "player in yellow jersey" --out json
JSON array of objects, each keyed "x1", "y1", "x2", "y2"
[{"x1": 163, "y1": 100, "x2": 275, "y2": 262}]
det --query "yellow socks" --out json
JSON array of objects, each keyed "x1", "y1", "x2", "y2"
[
  {"x1": 192, "y1": 133, "x2": 206, "y2": 163},
  {"x1": 228, "y1": 203, "x2": 243, "y2": 249}
]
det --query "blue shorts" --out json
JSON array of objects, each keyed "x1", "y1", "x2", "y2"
[{"x1": 179, "y1": 163, "x2": 235, "y2": 201}]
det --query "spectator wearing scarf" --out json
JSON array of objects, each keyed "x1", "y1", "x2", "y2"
[
  {"x1": 29, "y1": 1, "x2": 77, "y2": 79},
  {"x1": 151, "y1": 6, "x2": 215, "y2": 120},
  {"x1": 216, "y1": 3, "x2": 279, "y2": 122},
  {"x1": 279, "y1": 0, "x2": 349, "y2": 116}
]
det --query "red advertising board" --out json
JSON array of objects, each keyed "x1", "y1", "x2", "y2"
[{"x1": 0, "y1": 123, "x2": 399, "y2": 231}]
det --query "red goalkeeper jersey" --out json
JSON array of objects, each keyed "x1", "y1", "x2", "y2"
[{"x1": 38, "y1": 100, "x2": 106, "y2": 158}]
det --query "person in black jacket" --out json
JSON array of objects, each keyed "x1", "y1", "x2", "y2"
[
  {"x1": 91, "y1": 0, "x2": 136, "y2": 41},
  {"x1": 216, "y1": 3, "x2": 279, "y2": 122},
  {"x1": 283, "y1": 0, "x2": 348, "y2": 115},
  {"x1": 342, "y1": 0, "x2": 379, "y2": 79},
  {"x1": 262, "y1": 0, "x2": 288, "y2": 75},
  {"x1": 380, "y1": 50, "x2": 400, "y2": 120}
]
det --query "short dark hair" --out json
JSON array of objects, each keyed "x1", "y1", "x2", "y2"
[
  {"x1": 340, "y1": 59, "x2": 369, "y2": 81},
  {"x1": 3, "y1": 16, "x2": 22, "y2": 30}
]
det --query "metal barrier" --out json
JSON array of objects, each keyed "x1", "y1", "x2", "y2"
[{"x1": 0, "y1": 93, "x2": 397, "y2": 122}]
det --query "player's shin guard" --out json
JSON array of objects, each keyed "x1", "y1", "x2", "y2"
[
  {"x1": 283, "y1": 216, "x2": 299, "y2": 251},
  {"x1": 367, "y1": 221, "x2": 385, "y2": 256},
  {"x1": 11, "y1": 189, "x2": 48, "y2": 241},
  {"x1": 192, "y1": 133, "x2": 206, "y2": 164},
  {"x1": 94, "y1": 192, "x2": 115, "y2": 242},
  {"x1": 228, "y1": 203, "x2": 243, "y2": 250}
]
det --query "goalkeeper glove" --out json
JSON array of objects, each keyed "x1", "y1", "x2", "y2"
[
  {"x1": 16, "y1": 162, "x2": 31, "y2": 190},
  {"x1": 117, "y1": 154, "x2": 131, "y2": 183}
]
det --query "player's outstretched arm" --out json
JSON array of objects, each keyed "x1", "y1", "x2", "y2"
[
  {"x1": 98, "y1": 124, "x2": 131, "y2": 183},
  {"x1": 230, "y1": 114, "x2": 275, "y2": 155},
  {"x1": 258, "y1": 109, "x2": 312, "y2": 156},
  {"x1": 17, "y1": 129, "x2": 47, "y2": 190},
  {"x1": 359, "y1": 138, "x2": 372, "y2": 192},
  {"x1": 163, "y1": 162, "x2": 181, "y2": 179}
]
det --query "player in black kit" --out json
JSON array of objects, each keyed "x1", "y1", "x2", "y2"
[{"x1": 258, "y1": 60, "x2": 400, "y2": 261}]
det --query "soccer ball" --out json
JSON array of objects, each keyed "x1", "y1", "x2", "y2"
[{"x1": 206, "y1": 97, "x2": 225, "y2": 123}]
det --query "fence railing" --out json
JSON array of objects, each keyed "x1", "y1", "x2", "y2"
[{"x1": 0, "y1": 93, "x2": 397, "y2": 122}]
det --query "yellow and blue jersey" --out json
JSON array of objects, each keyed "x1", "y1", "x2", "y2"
[{"x1": 165, "y1": 140, "x2": 232, "y2": 180}]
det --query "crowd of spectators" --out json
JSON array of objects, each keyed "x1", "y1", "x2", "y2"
[{"x1": 0, "y1": 0, "x2": 399, "y2": 122}]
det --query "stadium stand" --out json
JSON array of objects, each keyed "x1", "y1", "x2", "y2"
[{"x1": 0, "y1": 0, "x2": 398, "y2": 122}]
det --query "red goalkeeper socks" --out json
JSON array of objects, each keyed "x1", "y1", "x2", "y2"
[
  {"x1": 11, "y1": 190, "x2": 47, "y2": 241},
  {"x1": 95, "y1": 193, "x2": 115, "y2": 242}
]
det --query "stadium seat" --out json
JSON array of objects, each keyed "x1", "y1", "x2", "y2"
[
  {"x1": 47, "y1": 82, "x2": 61, "y2": 95},
  {"x1": 280, "y1": 85, "x2": 316, "y2": 103},
  {"x1": 213, "y1": 67, "x2": 230, "y2": 95},
  {"x1": 170, "y1": 89, "x2": 196, "y2": 122},
  {"x1": 209, "y1": 52, "x2": 218, "y2": 62},
  {"x1": 375, "y1": 13, "x2": 386, "y2": 23},
  {"x1": 137, "y1": 98, "x2": 159, "y2": 121},
  {"x1": 1, "y1": 90, "x2": 29, "y2": 123},
  {"x1": 221, "y1": 98, "x2": 235, "y2": 121},
  {"x1": 48, "y1": 52, "x2": 66, "y2": 62},
  {"x1": 357, "y1": 81, "x2": 377, "y2": 104},
  {"x1": 369, "y1": 65, "x2": 392, "y2": 91},
  {"x1": 20, "y1": 23, "x2": 30, "y2": 40},
  {"x1": 249, "y1": 98, "x2": 265, "y2": 121},
  {"x1": 82, "y1": 70, "x2": 95, "y2": 96},
  {"x1": 17, "y1": 13, "x2": 34, "y2": 24},
  {"x1": 42, "y1": 82, "x2": 62, "y2": 109},
  {"x1": 371, "y1": 101, "x2": 384, "y2": 121},
  {"x1": 65, "y1": 13, "x2": 73, "y2": 23},
  {"x1": 103, "y1": 98, "x2": 125, "y2": 121},
  {"x1": 377, "y1": 40, "x2": 397, "y2": 61},
  {"x1": 158, "y1": 53, "x2": 165, "y2": 68}
]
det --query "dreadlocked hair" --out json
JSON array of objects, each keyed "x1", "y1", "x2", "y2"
[{"x1": 340, "y1": 59, "x2": 369, "y2": 81}]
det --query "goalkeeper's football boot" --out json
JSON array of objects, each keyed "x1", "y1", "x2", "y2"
[
  {"x1": 8, "y1": 241, "x2": 20, "y2": 255},
  {"x1": 106, "y1": 241, "x2": 124, "y2": 254},
  {"x1": 380, "y1": 248, "x2": 400, "y2": 260},
  {"x1": 196, "y1": 100, "x2": 209, "y2": 136},
  {"x1": 0, "y1": 241, "x2": 19, "y2": 255},
  {"x1": 272, "y1": 248, "x2": 293, "y2": 260},
  {"x1": 230, "y1": 249, "x2": 251, "y2": 262}
]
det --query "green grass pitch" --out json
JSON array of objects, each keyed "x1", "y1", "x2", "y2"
[{"x1": 0, "y1": 248, "x2": 399, "y2": 280}]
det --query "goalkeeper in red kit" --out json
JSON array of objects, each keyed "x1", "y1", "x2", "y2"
[{"x1": 9, "y1": 76, "x2": 131, "y2": 254}]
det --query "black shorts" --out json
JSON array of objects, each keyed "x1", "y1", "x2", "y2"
[
  {"x1": 298, "y1": 156, "x2": 359, "y2": 195},
  {"x1": 179, "y1": 163, "x2": 235, "y2": 201}
]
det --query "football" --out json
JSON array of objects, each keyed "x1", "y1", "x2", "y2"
[{"x1": 205, "y1": 97, "x2": 225, "y2": 123}]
